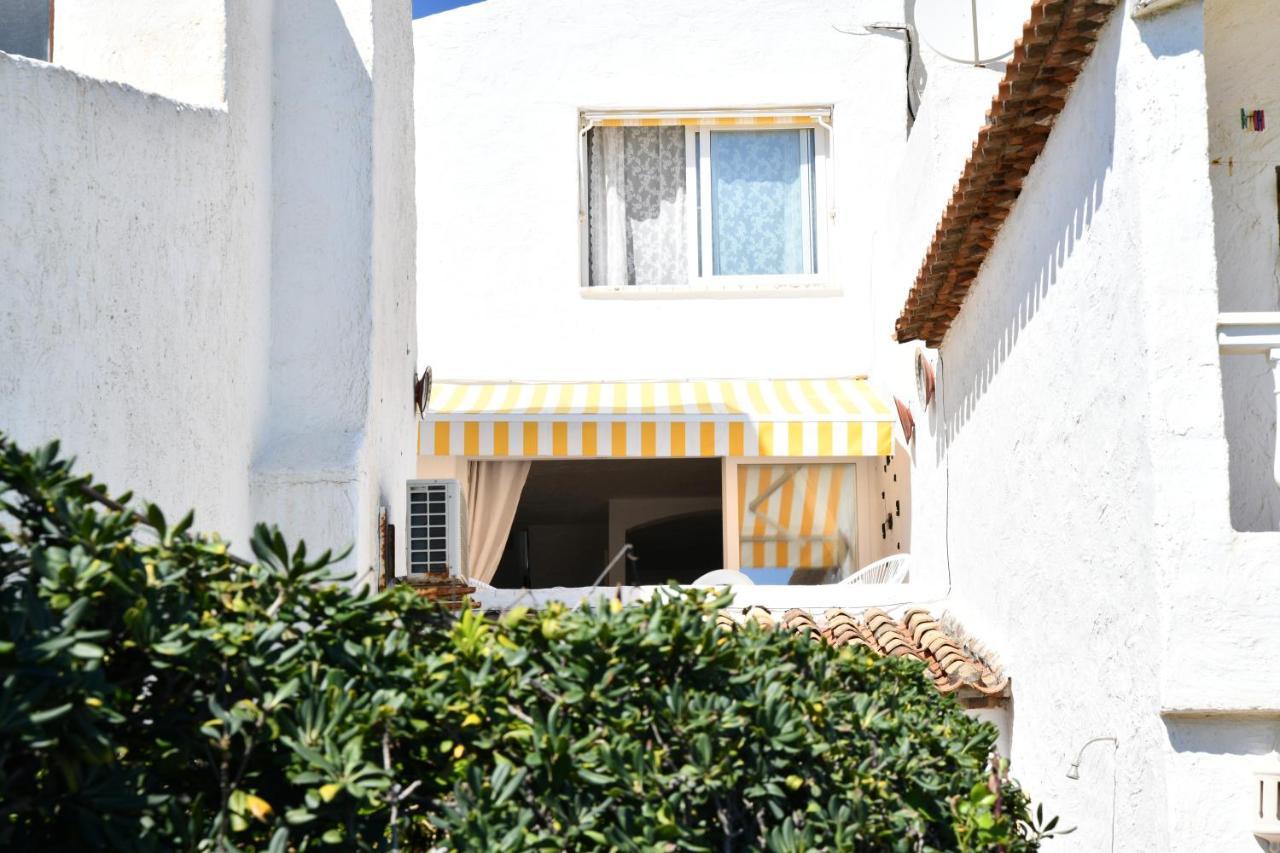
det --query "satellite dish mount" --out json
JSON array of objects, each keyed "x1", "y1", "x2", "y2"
[{"x1": 914, "y1": 0, "x2": 1023, "y2": 67}]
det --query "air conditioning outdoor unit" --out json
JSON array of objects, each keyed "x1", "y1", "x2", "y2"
[{"x1": 405, "y1": 479, "x2": 463, "y2": 577}]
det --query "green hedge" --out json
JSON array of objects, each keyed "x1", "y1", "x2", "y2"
[{"x1": 0, "y1": 435, "x2": 1060, "y2": 850}]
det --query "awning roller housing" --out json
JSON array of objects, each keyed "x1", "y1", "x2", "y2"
[{"x1": 580, "y1": 107, "x2": 832, "y2": 128}]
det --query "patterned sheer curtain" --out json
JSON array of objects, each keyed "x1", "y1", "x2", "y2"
[
  {"x1": 588, "y1": 127, "x2": 687, "y2": 287},
  {"x1": 711, "y1": 129, "x2": 813, "y2": 276}
]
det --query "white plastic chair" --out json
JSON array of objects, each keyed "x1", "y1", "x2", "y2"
[
  {"x1": 840, "y1": 553, "x2": 910, "y2": 585},
  {"x1": 691, "y1": 569, "x2": 756, "y2": 586}
]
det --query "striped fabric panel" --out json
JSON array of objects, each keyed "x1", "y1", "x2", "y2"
[
  {"x1": 420, "y1": 419, "x2": 893, "y2": 459},
  {"x1": 738, "y1": 464, "x2": 857, "y2": 572},
  {"x1": 421, "y1": 379, "x2": 896, "y2": 459}
]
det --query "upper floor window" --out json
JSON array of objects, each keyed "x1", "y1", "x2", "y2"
[{"x1": 580, "y1": 108, "x2": 832, "y2": 290}]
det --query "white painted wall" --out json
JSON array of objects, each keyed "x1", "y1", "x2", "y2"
[
  {"x1": 867, "y1": 440, "x2": 911, "y2": 563},
  {"x1": 879, "y1": 14, "x2": 1165, "y2": 849},
  {"x1": 255, "y1": 0, "x2": 418, "y2": 582},
  {"x1": 873, "y1": 2, "x2": 1280, "y2": 850},
  {"x1": 54, "y1": 0, "x2": 228, "y2": 106},
  {"x1": 409, "y1": 0, "x2": 1280, "y2": 845},
  {"x1": 412, "y1": 0, "x2": 905, "y2": 382},
  {"x1": 1205, "y1": 0, "x2": 1280, "y2": 531},
  {"x1": 1, "y1": 0, "x2": 417, "y2": 582},
  {"x1": 0, "y1": 14, "x2": 266, "y2": 547},
  {"x1": 1164, "y1": 715, "x2": 1280, "y2": 851},
  {"x1": 366, "y1": 0, "x2": 420, "y2": 582}
]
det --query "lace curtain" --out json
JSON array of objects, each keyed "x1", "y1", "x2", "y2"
[
  {"x1": 588, "y1": 126, "x2": 687, "y2": 287},
  {"x1": 711, "y1": 129, "x2": 810, "y2": 276}
]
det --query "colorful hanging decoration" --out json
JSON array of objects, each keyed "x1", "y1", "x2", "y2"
[{"x1": 1242, "y1": 109, "x2": 1266, "y2": 132}]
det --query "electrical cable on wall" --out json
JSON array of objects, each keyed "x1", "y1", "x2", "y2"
[
  {"x1": 937, "y1": 349, "x2": 953, "y2": 597},
  {"x1": 833, "y1": 22, "x2": 922, "y2": 128}
]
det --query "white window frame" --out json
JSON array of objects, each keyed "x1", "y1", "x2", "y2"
[{"x1": 578, "y1": 109, "x2": 834, "y2": 294}]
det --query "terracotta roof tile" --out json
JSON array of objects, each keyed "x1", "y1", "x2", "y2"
[
  {"x1": 716, "y1": 607, "x2": 1010, "y2": 706},
  {"x1": 895, "y1": 0, "x2": 1120, "y2": 346}
]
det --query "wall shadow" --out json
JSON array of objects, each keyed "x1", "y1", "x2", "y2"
[
  {"x1": 267, "y1": 0, "x2": 373, "y2": 436},
  {"x1": 929, "y1": 14, "x2": 1120, "y2": 456}
]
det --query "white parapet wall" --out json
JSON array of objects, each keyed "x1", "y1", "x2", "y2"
[
  {"x1": 252, "y1": 0, "x2": 417, "y2": 583},
  {"x1": 468, "y1": 580, "x2": 948, "y2": 615},
  {"x1": 0, "y1": 42, "x2": 266, "y2": 546},
  {"x1": 1, "y1": 0, "x2": 416, "y2": 581},
  {"x1": 52, "y1": 0, "x2": 228, "y2": 106}
]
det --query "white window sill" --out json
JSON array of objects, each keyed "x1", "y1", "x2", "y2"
[{"x1": 581, "y1": 282, "x2": 841, "y2": 300}]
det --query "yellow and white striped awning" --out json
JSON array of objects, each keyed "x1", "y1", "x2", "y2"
[
  {"x1": 739, "y1": 463, "x2": 857, "y2": 573},
  {"x1": 419, "y1": 378, "x2": 895, "y2": 460},
  {"x1": 582, "y1": 107, "x2": 831, "y2": 128}
]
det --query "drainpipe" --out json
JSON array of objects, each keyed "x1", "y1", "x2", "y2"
[{"x1": 1217, "y1": 313, "x2": 1280, "y2": 488}]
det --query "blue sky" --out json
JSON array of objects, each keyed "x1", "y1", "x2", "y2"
[{"x1": 412, "y1": 0, "x2": 484, "y2": 17}]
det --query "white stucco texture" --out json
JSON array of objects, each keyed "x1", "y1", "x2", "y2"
[
  {"x1": 872, "y1": 2, "x2": 1280, "y2": 850},
  {"x1": 256, "y1": 0, "x2": 418, "y2": 582},
  {"x1": 1205, "y1": 0, "x2": 1280, "y2": 532},
  {"x1": 413, "y1": 0, "x2": 905, "y2": 382},
  {"x1": 2, "y1": 0, "x2": 417, "y2": 581},
  {"x1": 0, "y1": 46, "x2": 265, "y2": 548},
  {"x1": 54, "y1": 0, "x2": 228, "y2": 106},
  {"x1": 1163, "y1": 715, "x2": 1280, "y2": 852}
]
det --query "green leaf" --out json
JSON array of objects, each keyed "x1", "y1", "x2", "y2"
[
  {"x1": 30, "y1": 703, "x2": 74, "y2": 724},
  {"x1": 69, "y1": 641, "x2": 104, "y2": 659}
]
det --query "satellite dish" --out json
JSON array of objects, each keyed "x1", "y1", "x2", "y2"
[{"x1": 914, "y1": 0, "x2": 1028, "y2": 66}]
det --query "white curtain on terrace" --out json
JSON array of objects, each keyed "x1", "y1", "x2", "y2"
[
  {"x1": 465, "y1": 461, "x2": 530, "y2": 584},
  {"x1": 588, "y1": 126, "x2": 687, "y2": 287}
]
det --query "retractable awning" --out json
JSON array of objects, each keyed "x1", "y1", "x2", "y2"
[
  {"x1": 419, "y1": 378, "x2": 896, "y2": 459},
  {"x1": 581, "y1": 107, "x2": 832, "y2": 128}
]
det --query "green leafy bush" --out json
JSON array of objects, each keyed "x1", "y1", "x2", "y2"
[{"x1": 0, "y1": 434, "x2": 1058, "y2": 850}]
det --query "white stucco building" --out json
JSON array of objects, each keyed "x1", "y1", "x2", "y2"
[
  {"x1": 412, "y1": 0, "x2": 917, "y2": 601},
  {"x1": 5, "y1": 0, "x2": 1280, "y2": 849},
  {"x1": 0, "y1": 0, "x2": 418, "y2": 582},
  {"x1": 876, "y1": 1, "x2": 1280, "y2": 849},
  {"x1": 412, "y1": 0, "x2": 1280, "y2": 849}
]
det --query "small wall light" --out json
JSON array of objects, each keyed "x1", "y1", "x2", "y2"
[{"x1": 1254, "y1": 754, "x2": 1280, "y2": 851}]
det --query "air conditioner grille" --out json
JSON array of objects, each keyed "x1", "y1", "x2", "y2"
[{"x1": 408, "y1": 482, "x2": 454, "y2": 573}]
